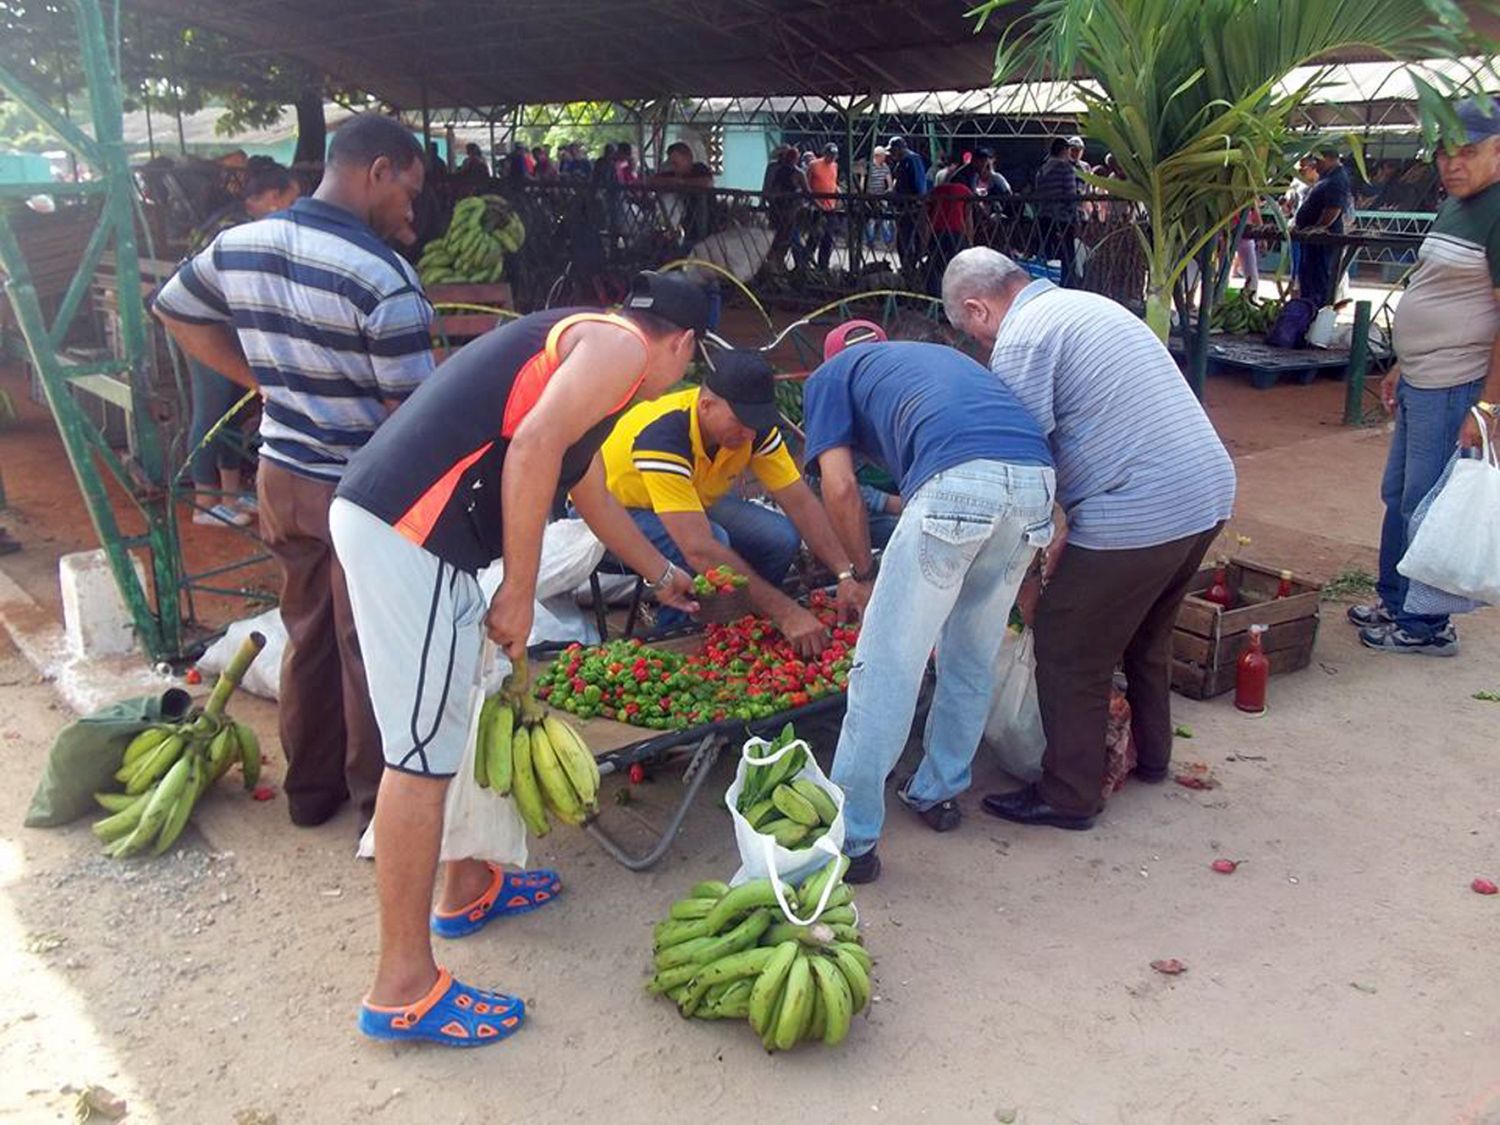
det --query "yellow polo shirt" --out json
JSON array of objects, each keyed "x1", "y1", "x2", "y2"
[{"x1": 602, "y1": 387, "x2": 801, "y2": 514}]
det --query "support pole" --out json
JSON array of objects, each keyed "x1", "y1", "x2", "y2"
[
  {"x1": 1343, "y1": 300, "x2": 1373, "y2": 426},
  {"x1": 0, "y1": 0, "x2": 184, "y2": 660}
]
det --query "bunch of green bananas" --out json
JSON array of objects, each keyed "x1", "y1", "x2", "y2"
[
  {"x1": 474, "y1": 686, "x2": 600, "y2": 837},
  {"x1": 92, "y1": 634, "x2": 267, "y2": 859},
  {"x1": 1212, "y1": 289, "x2": 1283, "y2": 335},
  {"x1": 735, "y1": 724, "x2": 838, "y2": 849},
  {"x1": 418, "y1": 194, "x2": 526, "y2": 286},
  {"x1": 93, "y1": 716, "x2": 261, "y2": 858},
  {"x1": 646, "y1": 859, "x2": 872, "y2": 1050}
]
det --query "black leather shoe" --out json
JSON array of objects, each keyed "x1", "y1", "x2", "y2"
[
  {"x1": 896, "y1": 778, "x2": 962, "y2": 832},
  {"x1": 980, "y1": 785, "x2": 1096, "y2": 830},
  {"x1": 1132, "y1": 764, "x2": 1170, "y2": 784},
  {"x1": 845, "y1": 849, "x2": 882, "y2": 884},
  {"x1": 288, "y1": 791, "x2": 347, "y2": 828}
]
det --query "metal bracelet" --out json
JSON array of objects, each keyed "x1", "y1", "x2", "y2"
[{"x1": 645, "y1": 561, "x2": 675, "y2": 592}]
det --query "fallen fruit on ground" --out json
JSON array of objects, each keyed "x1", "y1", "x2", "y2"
[
  {"x1": 1150, "y1": 959, "x2": 1188, "y2": 975},
  {"x1": 1472, "y1": 878, "x2": 1498, "y2": 895},
  {"x1": 1211, "y1": 859, "x2": 1238, "y2": 874}
]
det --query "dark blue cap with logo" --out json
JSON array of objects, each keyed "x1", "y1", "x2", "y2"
[{"x1": 1456, "y1": 95, "x2": 1500, "y2": 143}]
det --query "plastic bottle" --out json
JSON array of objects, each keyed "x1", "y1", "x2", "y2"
[
  {"x1": 1275, "y1": 569, "x2": 1294, "y2": 599},
  {"x1": 1204, "y1": 557, "x2": 1233, "y2": 608},
  {"x1": 1235, "y1": 624, "x2": 1269, "y2": 716}
]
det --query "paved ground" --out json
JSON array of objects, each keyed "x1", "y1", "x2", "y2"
[{"x1": 2, "y1": 371, "x2": 1499, "y2": 1124}]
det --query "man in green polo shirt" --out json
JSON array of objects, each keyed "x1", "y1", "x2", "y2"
[{"x1": 1350, "y1": 96, "x2": 1500, "y2": 656}]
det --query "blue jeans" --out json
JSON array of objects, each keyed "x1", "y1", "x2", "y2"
[
  {"x1": 830, "y1": 460, "x2": 1055, "y2": 857},
  {"x1": 1377, "y1": 376, "x2": 1485, "y2": 637},
  {"x1": 187, "y1": 356, "x2": 253, "y2": 487}
]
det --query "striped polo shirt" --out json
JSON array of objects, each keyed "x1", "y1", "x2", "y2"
[
  {"x1": 989, "y1": 280, "x2": 1236, "y2": 550},
  {"x1": 153, "y1": 198, "x2": 434, "y2": 481},
  {"x1": 1392, "y1": 181, "x2": 1500, "y2": 390}
]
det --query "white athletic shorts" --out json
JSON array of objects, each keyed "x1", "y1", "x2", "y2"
[{"x1": 329, "y1": 498, "x2": 486, "y2": 778}]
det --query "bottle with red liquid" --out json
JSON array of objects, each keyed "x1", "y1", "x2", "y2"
[
  {"x1": 1235, "y1": 624, "x2": 1269, "y2": 716},
  {"x1": 1204, "y1": 557, "x2": 1233, "y2": 608},
  {"x1": 1275, "y1": 569, "x2": 1294, "y2": 599}
]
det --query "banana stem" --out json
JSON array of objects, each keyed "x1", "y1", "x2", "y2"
[
  {"x1": 202, "y1": 631, "x2": 266, "y2": 719},
  {"x1": 501, "y1": 652, "x2": 532, "y2": 705}
]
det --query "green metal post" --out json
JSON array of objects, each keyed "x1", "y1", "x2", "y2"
[
  {"x1": 1343, "y1": 300, "x2": 1373, "y2": 426},
  {"x1": 0, "y1": 0, "x2": 184, "y2": 660},
  {"x1": 75, "y1": 0, "x2": 183, "y2": 650}
]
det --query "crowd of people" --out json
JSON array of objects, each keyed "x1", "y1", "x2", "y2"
[
  {"x1": 150, "y1": 105, "x2": 1240, "y2": 1030},
  {"x1": 146, "y1": 91, "x2": 1500, "y2": 1049}
]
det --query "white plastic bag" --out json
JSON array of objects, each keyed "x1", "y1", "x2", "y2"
[
  {"x1": 1398, "y1": 411, "x2": 1500, "y2": 604},
  {"x1": 1402, "y1": 452, "x2": 1489, "y2": 617},
  {"x1": 357, "y1": 643, "x2": 528, "y2": 866},
  {"x1": 198, "y1": 607, "x2": 285, "y2": 700},
  {"x1": 725, "y1": 735, "x2": 845, "y2": 924},
  {"x1": 982, "y1": 628, "x2": 1045, "y2": 782},
  {"x1": 476, "y1": 518, "x2": 606, "y2": 646},
  {"x1": 1306, "y1": 305, "x2": 1339, "y2": 349}
]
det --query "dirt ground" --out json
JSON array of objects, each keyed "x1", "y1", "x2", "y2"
[{"x1": 2, "y1": 365, "x2": 1500, "y2": 1124}]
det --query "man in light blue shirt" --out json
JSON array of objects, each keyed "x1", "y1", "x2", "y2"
[{"x1": 943, "y1": 247, "x2": 1236, "y2": 830}]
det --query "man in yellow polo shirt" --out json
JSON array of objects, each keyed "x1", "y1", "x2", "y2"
[{"x1": 599, "y1": 351, "x2": 868, "y2": 654}]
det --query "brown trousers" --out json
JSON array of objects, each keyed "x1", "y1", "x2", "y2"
[
  {"x1": 257, "y1": 461, "x2": 383, "y2": 823},
  {"x1": 1034, "y1": 523, "x2": 1222, "y2": 816}
]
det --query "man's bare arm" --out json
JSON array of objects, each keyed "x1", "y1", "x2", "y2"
[{"x1": 153, "y1": 310, "x2": 258, "y2": 391}]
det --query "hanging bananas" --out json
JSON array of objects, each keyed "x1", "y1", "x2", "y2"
[
  {"x1": 418, "y1": 194, "x2": 526, "y2": 286},
  {"x1": 471, "y1": 683, "x2": 602, "y2": 836}
]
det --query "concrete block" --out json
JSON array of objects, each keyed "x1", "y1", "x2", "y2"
[{"x1": 59, "y1": 548, "x2": 146, "y2": 659}]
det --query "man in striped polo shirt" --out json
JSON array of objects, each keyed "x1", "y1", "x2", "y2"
[
  {"x1": 1349, "y1": 96, "x2": 1500, "y2": 656},
  {"x1": 944, "y1": 247, "x2": 1236, "y2": 830},
  {"x1": 154, "y1": 113, "x2": 433, "y2": 830}
]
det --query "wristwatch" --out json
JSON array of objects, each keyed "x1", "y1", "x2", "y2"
[{"x1": 1477, "y1": 401, "x2": 1498, "y2": 419}]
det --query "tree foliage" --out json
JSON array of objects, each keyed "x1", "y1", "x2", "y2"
[
  {"x1": 0, "y1": 1, "x2": 370, "y2": 153},
  {"x1": 970, "y1": 0, "x2": 1500, "y2": 339}
]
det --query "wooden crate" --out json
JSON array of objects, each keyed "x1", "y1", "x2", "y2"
[
  {"x1": 1171, "y1": 558, "x2": 1322, "y2": 700},
  {"x1": 428, "y1": 282, "x2": 514, "y2": 359}
]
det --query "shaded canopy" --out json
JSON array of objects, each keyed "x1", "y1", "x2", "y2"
[{"x1": 129, "y1": 0, "x2": 1011, "y2": 110}]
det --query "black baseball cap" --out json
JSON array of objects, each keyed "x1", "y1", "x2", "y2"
[
  {"x1": 625, "y1": 270, "x2": 711, "y2": 335},
  {"x1": 703, "y1": 350, "x2": 781, "y2": 431}
]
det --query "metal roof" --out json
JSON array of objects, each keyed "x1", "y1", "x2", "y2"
[{"x1": 132, "y1": 0, "x2": 1012, "y2": 111}]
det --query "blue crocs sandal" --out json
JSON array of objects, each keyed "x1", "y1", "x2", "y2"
[
  {"x1": 359, "y1": 968, "x2": 524, "y2": 1047},
  {"x1": 430, "y1": 864, "x2": 561, "y2": 939}
]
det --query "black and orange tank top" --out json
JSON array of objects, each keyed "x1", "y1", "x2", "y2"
[{"x1": 336, "y1": 308, "x2": 648, "y2": 572}]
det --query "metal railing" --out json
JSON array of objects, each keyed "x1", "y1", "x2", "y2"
[{"x1": 493, "y1": 180, "x2": 1150, "y2": 312}]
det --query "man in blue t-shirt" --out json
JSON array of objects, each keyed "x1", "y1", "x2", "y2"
[
  {"x1": 1293, "y1": 148, "x2": 1352, "y2": 307},
  {"x1": 887, "y1": 136, "x2": 929, "y2": 275},
  {"x1": 802, "y1": 329, "x2": 1056, "y2": 883}
]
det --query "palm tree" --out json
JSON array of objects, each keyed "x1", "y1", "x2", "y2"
[{"x1": 971, "y1": 0, "x2": 1496, "y2": 356}]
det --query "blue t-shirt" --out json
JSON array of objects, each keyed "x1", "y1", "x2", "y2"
[
  {"x1": 892, "y1": 152, "x2": 928, "y2": 196},
  {"x1": 802, "y1": 342, "x2": 1052, "y2": 498},
  {"x1": 1296, "y1": 164, "x2": 1351, "y2": 233}
]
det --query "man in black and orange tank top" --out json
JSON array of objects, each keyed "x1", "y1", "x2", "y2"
[{"x1": 330, "y1": 272, "x2": 702, "y2": 1047}]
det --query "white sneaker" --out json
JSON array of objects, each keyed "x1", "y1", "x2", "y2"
[
  {"x1": 235, "y1": 493, "x2": 259, "y2": 516},
  {"x1": 192, "y1": 503, "x2": 252, "y2": 528}
]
